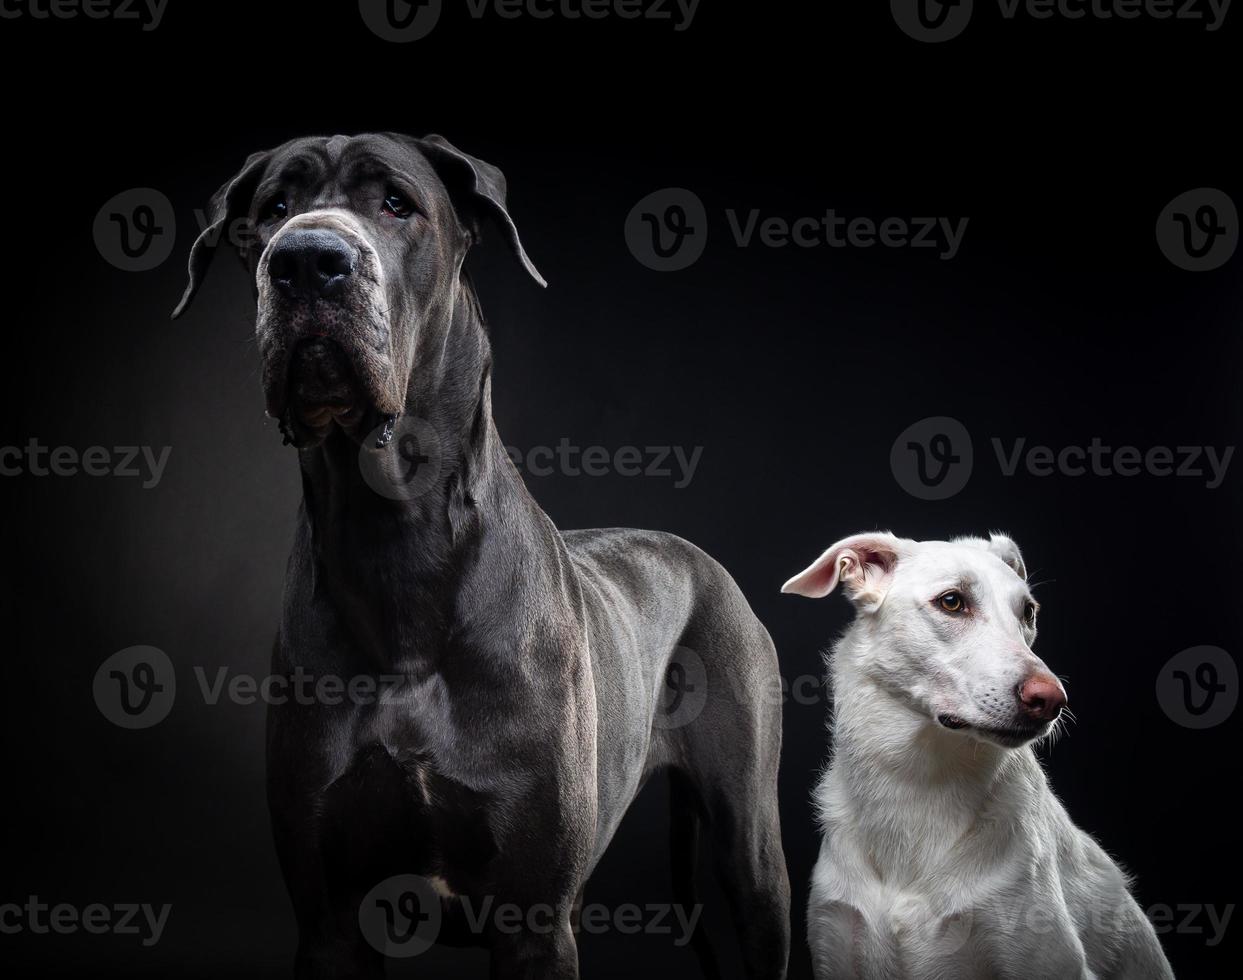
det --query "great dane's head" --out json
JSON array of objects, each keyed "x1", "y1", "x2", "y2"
[{"x1": 172, "y1": 133, "x2": 544, "y2": 448}]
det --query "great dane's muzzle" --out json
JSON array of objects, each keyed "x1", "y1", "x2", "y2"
[{"x1": 254, "y1": 210, "x2": 402, "y2": 449}]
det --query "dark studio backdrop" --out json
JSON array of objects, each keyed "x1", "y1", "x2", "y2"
[{"x1": 1, "y1": 1, "x2": 1240, "y2": 977}]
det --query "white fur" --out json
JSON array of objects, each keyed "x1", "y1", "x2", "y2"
[{"x1": 785, "y1": 533, "x2": 1173, "y2": 980}]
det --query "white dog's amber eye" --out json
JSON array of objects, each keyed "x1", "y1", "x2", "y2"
[
  {"x1": 1023, "y1": 601, "x2": 1037, "y2": 625},
  {"x1": 382, "y1": 191, "x2": 414, "y2": 219},
  {"x1": 938, "y1": 591, "x2": 965, "y2": 614}
]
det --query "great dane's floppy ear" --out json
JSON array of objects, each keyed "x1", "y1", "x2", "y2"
[
  {"x1": 171, "y1": 150, "x2": 271, "y2": 319},
  {"x1": 409, "y1": 134, "x2": 547, "y2": 288},
  {"x1": 782, "y1": 532, "x2": 906, "y2": 610}
]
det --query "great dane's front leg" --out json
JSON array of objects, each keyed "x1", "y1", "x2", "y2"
[
  {"x1": 267, "y1": 674, "x2": 383, "y2": 980},
  {"x1": 268, "y1": 789, "x2": 382, "y2": 980},
  {"x1": 482, "y1": 849, "x2": 588, "y2": 979},
  {"x1": 270, "y1": 787, "x2": 381, "y2": 978},
  {"x1": 481, "y1": 798, "x2": 594, "y2": 979},
  {"x1": 485, "y1": 704, "x2": 597, "y2": 980},
  {"x1": 488, "y1": 908, "x2": 581, "y2": 980}
]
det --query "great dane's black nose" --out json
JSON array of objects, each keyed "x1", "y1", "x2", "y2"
[{"x1": 267, "y1": 228, "x2": 356, "y2": 301}]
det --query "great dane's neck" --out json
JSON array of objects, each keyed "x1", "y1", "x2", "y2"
[{"x1": 289, "y1": 278, "x2": 554, "y2": 672}]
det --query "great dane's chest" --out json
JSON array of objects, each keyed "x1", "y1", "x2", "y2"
[{"x1": 314, "y1": 701, "x2": 501, "y2": 899}]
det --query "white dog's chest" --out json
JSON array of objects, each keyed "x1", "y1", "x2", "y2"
[
  {"x1": 830, "y1": 884, "x2": 979, "y2": 977},
  {"x1": 810, "y1": 848, "x2": 1091, "y2": 980}
]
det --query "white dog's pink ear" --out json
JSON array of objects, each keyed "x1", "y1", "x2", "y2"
[
  {"x1": 781, "y1": 533, "x2": 905, "y2": 608},
  {"x1": 987, "y1": 533, "x2": 1027, "y2": 580}
]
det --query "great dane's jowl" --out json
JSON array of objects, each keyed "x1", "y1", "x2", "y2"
[{"x1": 173, "y1": 133, "x2": 790, "y2": 979}]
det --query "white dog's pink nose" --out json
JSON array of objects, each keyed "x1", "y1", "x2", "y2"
[{"x1": 1018, "y1": 675, "x2": 1066, "y2": 722}]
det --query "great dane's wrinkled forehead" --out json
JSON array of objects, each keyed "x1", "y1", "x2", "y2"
[{"x1": 256, "y1": 134, "x2": 453, "y2": 222}]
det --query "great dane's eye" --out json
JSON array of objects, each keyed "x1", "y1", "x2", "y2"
[
  {"x1": 1022, "y1": 600, "x2": 1038, "y2": 626},
  {"x1": 937, "y1": 591, "x2": 966, "y2": 614},
  {"x1": 382, "y1": 191, "x2": 414, "y2": 219},
  {"x1": 262, "y1": 197, "x2": 288, "y2": 222}
]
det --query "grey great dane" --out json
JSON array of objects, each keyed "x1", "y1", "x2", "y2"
[{"x1": 172, "y1": 133, "x2": 790, "y2": 979}]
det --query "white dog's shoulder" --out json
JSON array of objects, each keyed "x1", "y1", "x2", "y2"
[{"x1": 1056, "y1": 820, "x2": 1175, "y2": 979}]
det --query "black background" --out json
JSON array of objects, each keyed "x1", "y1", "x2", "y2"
[{"x1": 1, "y1": 1, "x2": 1240, "y2": 977}]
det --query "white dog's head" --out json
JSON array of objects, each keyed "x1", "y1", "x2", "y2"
[{"x1": 783, "y1": 532, "x2": 1067, "y2": 749}]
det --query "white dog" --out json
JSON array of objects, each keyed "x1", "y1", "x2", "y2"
[{"x1": 783, "y1": 532, "x2": 1174, "y2": 979}]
